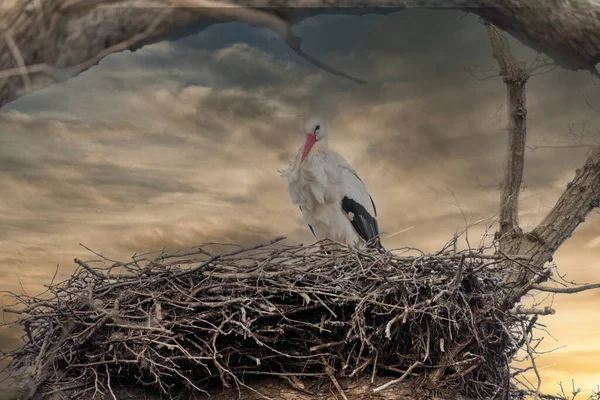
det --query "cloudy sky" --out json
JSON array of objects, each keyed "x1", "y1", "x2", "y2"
[{"x1": 1, "y1": 8, "x2": 600, "y2": 394}]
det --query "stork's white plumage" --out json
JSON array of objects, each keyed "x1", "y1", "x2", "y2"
[{"x1": 280, "y1": 117, "x2": 381, "y2": 249}]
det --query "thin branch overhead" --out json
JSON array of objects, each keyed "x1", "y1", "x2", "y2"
[
  {"x1": 484, "y1": 22, "x2": 529, "y2": 247},
  {"x1": 0, "y1": 0, "x2": 367, "y2": 86}
]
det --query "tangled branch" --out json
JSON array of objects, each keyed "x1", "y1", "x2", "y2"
[{"x1": 3, "y1": 236, "x2": 581, "y2": 399}]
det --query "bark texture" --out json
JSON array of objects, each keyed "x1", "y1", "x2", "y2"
[
  {"x1": 484, "y1": 24, "x2": 600, "y2": 293},
  {"x1": 505, "y1": 147, "x2": 600, "y2": 268},
  {"x1": 485, "y1": 22, "x2": 529, "y2": 246},
  {"x1": 1, "y1": 0, "x2": 600, "y2": 110}
]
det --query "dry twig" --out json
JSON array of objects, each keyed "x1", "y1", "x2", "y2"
[{"x1": 0, "y1": 237, "x2": 588, "y2": 399}]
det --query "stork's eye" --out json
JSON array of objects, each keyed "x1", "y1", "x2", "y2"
[{"x1": 314, "y1": 125, "x2": 321, "y2": 133}]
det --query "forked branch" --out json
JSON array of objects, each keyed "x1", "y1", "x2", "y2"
[{"x1": 485, "y1": 24, "x2": 600, "y2": 287}]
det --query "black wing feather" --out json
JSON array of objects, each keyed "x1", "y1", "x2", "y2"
[
  {"x1": 341, "y1": 196, "x2": 380, "y2": 247},
  {"x1": 369, "y1": 195, "x2": 377, "y2": 217},
  {"x1": 299, "y1": 206, "x2": 316, "y2": 237}
]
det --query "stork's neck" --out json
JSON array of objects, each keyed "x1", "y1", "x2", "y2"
[
  {"x1": 319, "y1": 137, "x2": 328, "y2": 149},
  {"x1": 301, "y1": 138, "x2": 328, "y2": 165}
]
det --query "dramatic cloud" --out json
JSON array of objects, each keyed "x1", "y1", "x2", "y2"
[{"x1": 1, "y1": 8, "x2": 600, "y2": 392}]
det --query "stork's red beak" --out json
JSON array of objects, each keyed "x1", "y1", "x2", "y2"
[{"x1": 301, "y1": 133, "x2": 316, "y2": 162}]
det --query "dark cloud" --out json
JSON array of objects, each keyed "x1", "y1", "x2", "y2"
[
  {"x1": 1, "y1": 8, "x2": 600, "y2": 392},
  {"x1": 113, "y1": 219, "x2": 287, "y2": 255},
  {"x1": 207, "y1": 44, "x2": 309, "y2": 89},
  {"x1": 0, "y1": 156, "x2": 38, "y2": 178},
  {"x1": 77, "y1": 163, "x2": 196, "y2": 195}
]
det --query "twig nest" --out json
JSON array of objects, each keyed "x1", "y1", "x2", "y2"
[{"x1": 2, "y1": 239, "x2": 537, "y2": 399}]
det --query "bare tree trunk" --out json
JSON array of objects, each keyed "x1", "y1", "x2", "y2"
[
  {"x1": 505, "y1": 147, "x2": 600, "y2": 268},
  {"x1": 500, "y1": 79, "x2": 526, "y2": 239},
  {"x1": 485, "y1": 24, "x2": 600, "y2": 290},
  {"x1": 485, "y1": 22, "x2": 529, "y2": 247}
]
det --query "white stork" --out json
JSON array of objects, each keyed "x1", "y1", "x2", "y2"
[{"x1": 280, "y1": 117, "x2": 381, "y2": 249}]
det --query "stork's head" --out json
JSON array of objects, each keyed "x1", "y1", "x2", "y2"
[{"x1": 301, "y1": 117, "x2": 327, "y2": 162}]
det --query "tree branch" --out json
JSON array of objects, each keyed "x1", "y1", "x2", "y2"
[
  {"x1": 483, "y1": 22, "x2": 600, "y2": 291},
  {"x1": 500, "y1": 147, "x2": 600, "y2": 291},
  {"x1": 2, "y1": 1, "x2": 600, "y2": 110},
  {"x1": 485, "y1": 22, "x2": 529, "y2": 245},
  {"x1": 3, "y1": 31, "x2": 32, "y2": 93},
  {"x1": 527, "y1": 147, "x2": 600, "y2": 264},
  {"x1": 155, "y1": 0, "x2": 366, "y2": 84},
  {"x1": 509, "y1": 306, "x2": 555, "y2": 315},
  {"x1": 531, "y1": 282, "x2": 600, "y2": 294}
]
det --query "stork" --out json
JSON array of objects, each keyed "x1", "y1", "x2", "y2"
[{"x1": 280, "y1": 117, "x2": 381, "y2": 249}]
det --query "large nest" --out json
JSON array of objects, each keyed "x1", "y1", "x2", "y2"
[{"x1": 2, "y1": 238, "x2": 535, "y2": 399}]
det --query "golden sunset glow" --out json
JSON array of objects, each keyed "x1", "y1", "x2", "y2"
[{"x1": 1, "y1": 9, "x2": 599, "y2": 395}]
